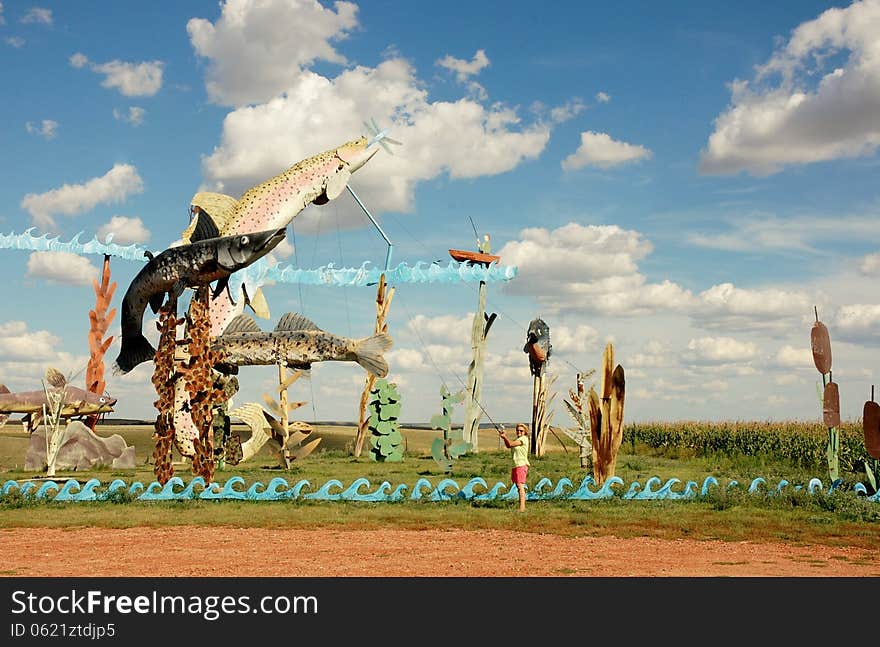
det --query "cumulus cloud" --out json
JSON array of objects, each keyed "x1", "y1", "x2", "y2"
[
  {"x1": 21, "y1": 7, "x2": 51, "y2": 24},
  {"x1": 684, "y1": 336, "x2": 760, "y2": 364},
  {"x1": 0, "y1": 321, "x2": 60, "y2": 360},
  {"x1": 6, "y1": 36, "x2": 24, "y2": 48},
  {"x1": 699, "y1": 0, "x2": 880, "y2": 176},
  {"x1": 386, "y1": 348, "x2": 425, "y2": 371},
  {"x1": 437, "y1": 49, "x2": 490, "y2": 99},
  {"x1": 499, "y1": 222, "x2": 695, "y2": 316},
  {"x1": 187, "y1": 0, "x2": 358, "y2": 107},
  {"x1": 561, "y1": 131, "x2": 652, "y2": 171},
  {"x1": 596, "y1": 91, "x2": 611, "y2": 103},
  {"x1": 187, "y1": 0, "x2": 552, "y2": 228},
  {"x1": 113, "y1": 106, "x2": 145, "y2": 126},
  {"x1": 97, "y1": 216, "x2": 150, "y2": 245},
  {"x1": 550, "y1": 324, "x2": 601, "y2": 353},
  {"x1": 70, "y1": 52, "x2": 163, "y2": 97},
  {"x1": 25, "y1": 119, "x2": 58, "y2": 139},
  {"x1": 548, "y1": 98, "x2": 587, "y2": 124},
  {"x1": 406, "y1": 313, "x2": 472, "y2": 345},
  {"x1": 775, "y1": 344, "x2": 813, "y2": 368},
  {"x1": 26, "y1": 251, "x2": 98, "y2": 286},
  {"x1": 829, "y1": 303, "x2": 880, "y2": 345},
  {"x1": 858, "y1": 252, "x2": 880, "y2": 275},
  {"x1": 692, "y1": 282, "x2": 812, "y2": 332},
  {"x1": 20, "y1": 163, "x2": 144, "y2": 231}
]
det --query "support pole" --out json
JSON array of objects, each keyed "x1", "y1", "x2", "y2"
[{"x1": 464, "y1": 280, "x2": 494, "y2": 451}]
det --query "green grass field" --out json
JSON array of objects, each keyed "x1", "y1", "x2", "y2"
[{"x1": 1, "y1": 421, "x2": 879, "y2": 549}]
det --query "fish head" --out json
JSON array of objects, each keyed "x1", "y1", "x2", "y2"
[
  {"x1": 527, "y1": 318, "x2": 549, "y2": 344},
  {"x1": 69, "y1": 390, "x2": 117, "y2": 415},
  {"x1": 216, "y1": 227, "x2": 287, "y2": 271},
  {"x1": 310, "y1": 137, "x2": 379, "y2": 206}
]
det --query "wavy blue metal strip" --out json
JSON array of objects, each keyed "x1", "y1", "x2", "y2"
[{"x1": 1, "y1": 475, "x2": 878, "y2": 503}]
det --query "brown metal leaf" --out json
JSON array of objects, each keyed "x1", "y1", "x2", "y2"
[
  {"x1": 292, "y1": 437, "x2": 322, "y2": 461},
  {"x1": 811, "y1": 321, "x2": 832, "y2": 374},
  {"x1": 601, "y1": 343, "x2": 614, "y2": 400},
  {"x1": 822, "y1": 381, "x2": 840, "y2": 428},
  {"x1": 864, "y1": 400, "x2": 880, "y2": 459}
]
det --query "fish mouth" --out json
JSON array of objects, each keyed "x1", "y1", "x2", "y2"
[
  {"x1": 340, "y1": 145, "x2": 379, "y2": 174},
  {"x1": 251, "y1": 227, "x2": 287, "y2": 254}
]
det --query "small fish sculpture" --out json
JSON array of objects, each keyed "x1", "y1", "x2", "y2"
[
  {"x1": 0, "y1": 368, "x2": 116, "y2": 433},
  {"x1": 211, "y1": 312, "x2": 393, "y2": 378},
  {"x1": 112, "y1": 226, "x2": 286, "y2": 375}
]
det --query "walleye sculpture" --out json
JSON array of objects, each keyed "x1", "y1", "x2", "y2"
[
  {"x1": 113, "y1": 226, "x2": 287, "y2": 375},
  {"x1": 212, "y1": 312, "x2": 393, "y2": 378},
  {"x1": 0, "y1": 369, "x2": 117, "y2": 433}
]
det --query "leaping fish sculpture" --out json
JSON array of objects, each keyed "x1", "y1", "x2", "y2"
[
  {"x1": 183, "y1": 135, "x2": 382, "y2": 336},
  {"x1": 112, "y1": 226, "x2": 287, "y2": 375},
  {"x1": 212, "y1": 312, "x2": 393, "y2": 378}
]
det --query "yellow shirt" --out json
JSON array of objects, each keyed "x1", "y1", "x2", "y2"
[{"x1": 511, "y1": 436, "x2": 530, "y2": 467}]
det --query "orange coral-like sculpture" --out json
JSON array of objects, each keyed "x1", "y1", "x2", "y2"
[{"x1": 84, "y1": 254, "x2": 116, "y2": 430}]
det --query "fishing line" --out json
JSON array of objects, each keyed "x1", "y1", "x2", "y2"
[
  {"x1": 334, "y1": 202, "x2": 353, "y2": 338},
  {"x1": 288, "y1": 221, "x2": 318, "y2": 422},
  {"x1": 397, "y1": 287, "x2": 505, "y2": 431}
]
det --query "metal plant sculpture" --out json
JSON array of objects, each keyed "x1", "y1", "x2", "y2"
[
  {"x1": 84, "y1": 254, "x2": 115, "y2": 430},
  {"x1": 151, "y1": 298, "x2": 179, "y2": 485},
  {"x1": 259, "y1": 368, "x2": 318, "y2": 467},
  {"x1": 367, "y1": 378, "x2": 403, "y2": 462},
  {"x1": 563, "y1": 371, "x2": 597, "y2": 469},
  {"x1": 430, "y1": 384, "x2": 469, "y2": 473},
  {"x1": 587, "y1": 343, "x2": 625, "y2": 486},
  {"x1": 862, "y1": 385, "x2": 880, "y2": 493},
  {"x1": 810, "y1": 307, "x2": 840, "y2": 482}
]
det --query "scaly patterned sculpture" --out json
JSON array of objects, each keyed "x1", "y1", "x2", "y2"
[{"x1": 151, "y1": 298, "x2": 180, "y2": 485}]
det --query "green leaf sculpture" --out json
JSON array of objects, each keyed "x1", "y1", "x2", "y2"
[
  {"x1": 368, "y1": 379, "x2": 404, "y2": 462},
  {"x1": 430, "y1": 385, "x2": 470, "y2": 473}
]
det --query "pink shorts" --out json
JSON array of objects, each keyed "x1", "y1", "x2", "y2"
[{"x1": 511, "y1": 465, "x2": 528, "y2": 485}]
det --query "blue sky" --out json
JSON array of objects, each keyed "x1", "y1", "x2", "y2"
[{"x1": 2, "y1": 0, "x2": 880, "y2": 429}]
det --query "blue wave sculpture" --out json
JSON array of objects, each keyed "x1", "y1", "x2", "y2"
[
  {"x1": 2, "y1": 474, "x2": 878, "y2": 504},
  {"x1": 0, "y1": 228, "x2": 151, "y2": 261}
]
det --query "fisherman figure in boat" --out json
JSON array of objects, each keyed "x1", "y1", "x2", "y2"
[{"x1": 477, "y1": 233, "x2": 492, "y2": 255}]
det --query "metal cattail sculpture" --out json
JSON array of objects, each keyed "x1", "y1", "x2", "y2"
[
  {"x1": 810, "y1": 307, "x2": 840, "y2": 482},
  {"x1": 862, "y1": 385, "x2": 880, "y2": 493},
  {"x1": 587, "y1": 343, "x2": 625, "y2": 486}
]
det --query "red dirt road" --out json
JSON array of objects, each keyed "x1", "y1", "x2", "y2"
[{"x1": 2, "y1": 527, "x2": 878, "y2": 577}]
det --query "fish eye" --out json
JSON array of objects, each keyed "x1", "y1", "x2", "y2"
[{"x1": 240, "y1": 235, "x2": 249, "y2": 245}]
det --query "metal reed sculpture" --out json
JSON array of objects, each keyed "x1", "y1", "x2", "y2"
[{"x1": 587, "y1": 343, "x2": 626, "y2": 486}]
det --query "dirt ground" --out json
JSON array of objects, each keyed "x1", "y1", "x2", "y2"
[{"x1": 1, "y1": 526, "x2": 878, "y2": 577}]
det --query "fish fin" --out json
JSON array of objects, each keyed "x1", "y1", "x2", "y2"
[
  {"x1": 190, "y1": 192, "x2": 238, "y2": 233},
  {"x1": 144, "y1": 250, "x2": 154, "y2": 261},
  {"x1": 311, "y1": 192, "x2": 329, "y2": 206},
  {"x1": 354, "y1": 333, "x2": 393, "y2": 378},
  {"x1": 45, "y1": 367, "x2": 67, "y2": 388},
  {"x1": 169, "y1": 279, "x2": 187, "y2": 303},
  {"x1": 223, "y1": 313, "x2": 262, "y2": 335},
  {"x1": 275, "y1": 312, "x2": 321, "y2": 332},
  {"x1": 0, "y1": 384, "x2": 9, "y2": 395},
  {"x1": 148, "y1": 292, "x2": 165, "y2": 314},
  {"x1": 244, "y1": 285, "x2": 271, "y2": 319},
  {"x1": 189, "y1": 210, "x2": 221, "y2": 243},
  {"x1": 212, "y1": 276, "x2": 230, "y2": 301},
  {"x1": 325, "y1": 167, "x2": 352, "y2": 201},
  {"x1": 113, "y1": 334, "x2": 157, "y2": 375}
]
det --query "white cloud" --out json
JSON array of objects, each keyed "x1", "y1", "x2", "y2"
[
  {"x1": 0, "y1": 321, "x2": 60, "y2": 360},
  {"x1": 687, "y1": 213, "x2": 880, "y2": 253},
  {"x1": 20, "y1": 163, "x2": 144, "y2": 231},
  {"x1": 0, "y1": 3, "x2": 5, "y2": 25},
  {"x1": 187, "y1": 0, "x2": 358, "y2": 107},
  {"x1": 25, "y1": 119, "x2": 58, "y2": 139},
  {"x1": 5, "y1": 36, "x2": 24, "y2": 48},
  {"x1": 113, "y1": 106, "x2": 145, "y2": 126},
  {"x1": 437, "y1": 49, "x2": 490, "y2": 82},
  {"x1": 561, "y1": 131, "x2": 652, "y2": 171},
  {"x1": 21, "y1": 7, "x2": 51, "y2": 24},
  {"x1": 775, "y1": 344, "x2": 813, "y2": 368},
  {"x1": 200, "y1": 60, "x2": 550, "y2": 226},
  {"x1": 406, "y1": 313, "x2": 472, "y2": 345},
  {"x1": 550, "y1": 324, "x2": 601, "y2": 353},
  {"x1": 693, "y1": 282, "x2": 812, "y2": 332},
  {"x1": 548, "y1": 98, "x2": 587, "y2": 124},
  {"x1": 830, "y1": 303, "x2": 880, "y2": 345},
  {"x1": 97, "y1": 216, "x2": 150, "y2": 245},
  {"x1": 499, "y1": 222, "x2": 695, "y2": 317},
  {"x1": 386, "y1": 348, "x2": 425, "y2": 371},
  {"x1": 596, "y1": 91, "x2": 611, "y2": 103},
  {"x1": 858, "y1": 252, "x2": 880, "y2": 275},
  {"x1": 71, "y1": 52, "x2": 163, "y2": 97},
  {"x1": 268, "y1": 237, "x2": 293, "y2": 259},
  {"x1": 700, "y1": 0, "x2": 880, "y2": 176},
  {"x1": 684, "y1": 336, "x2": 760, "y2": 364},
  {"x1": 26, "y1": 251, "x2": 98, "y2": 286}
]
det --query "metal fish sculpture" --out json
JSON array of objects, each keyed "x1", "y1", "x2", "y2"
[
  {"x1": 524, "y1": 317, "x2": 552, "y2": 377},
  {"x1": 211, "y1": 312, "x2": 393, "y2": 378},
  {"x1": 0, "y1": 369, "x2": 116, "y2": 433},
  {"x1": 184, "y1": 135, "x2": 381, "y2": 336},
  {"x1": 112, "y1": 227, "x2": 287, "y2": 375}
]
